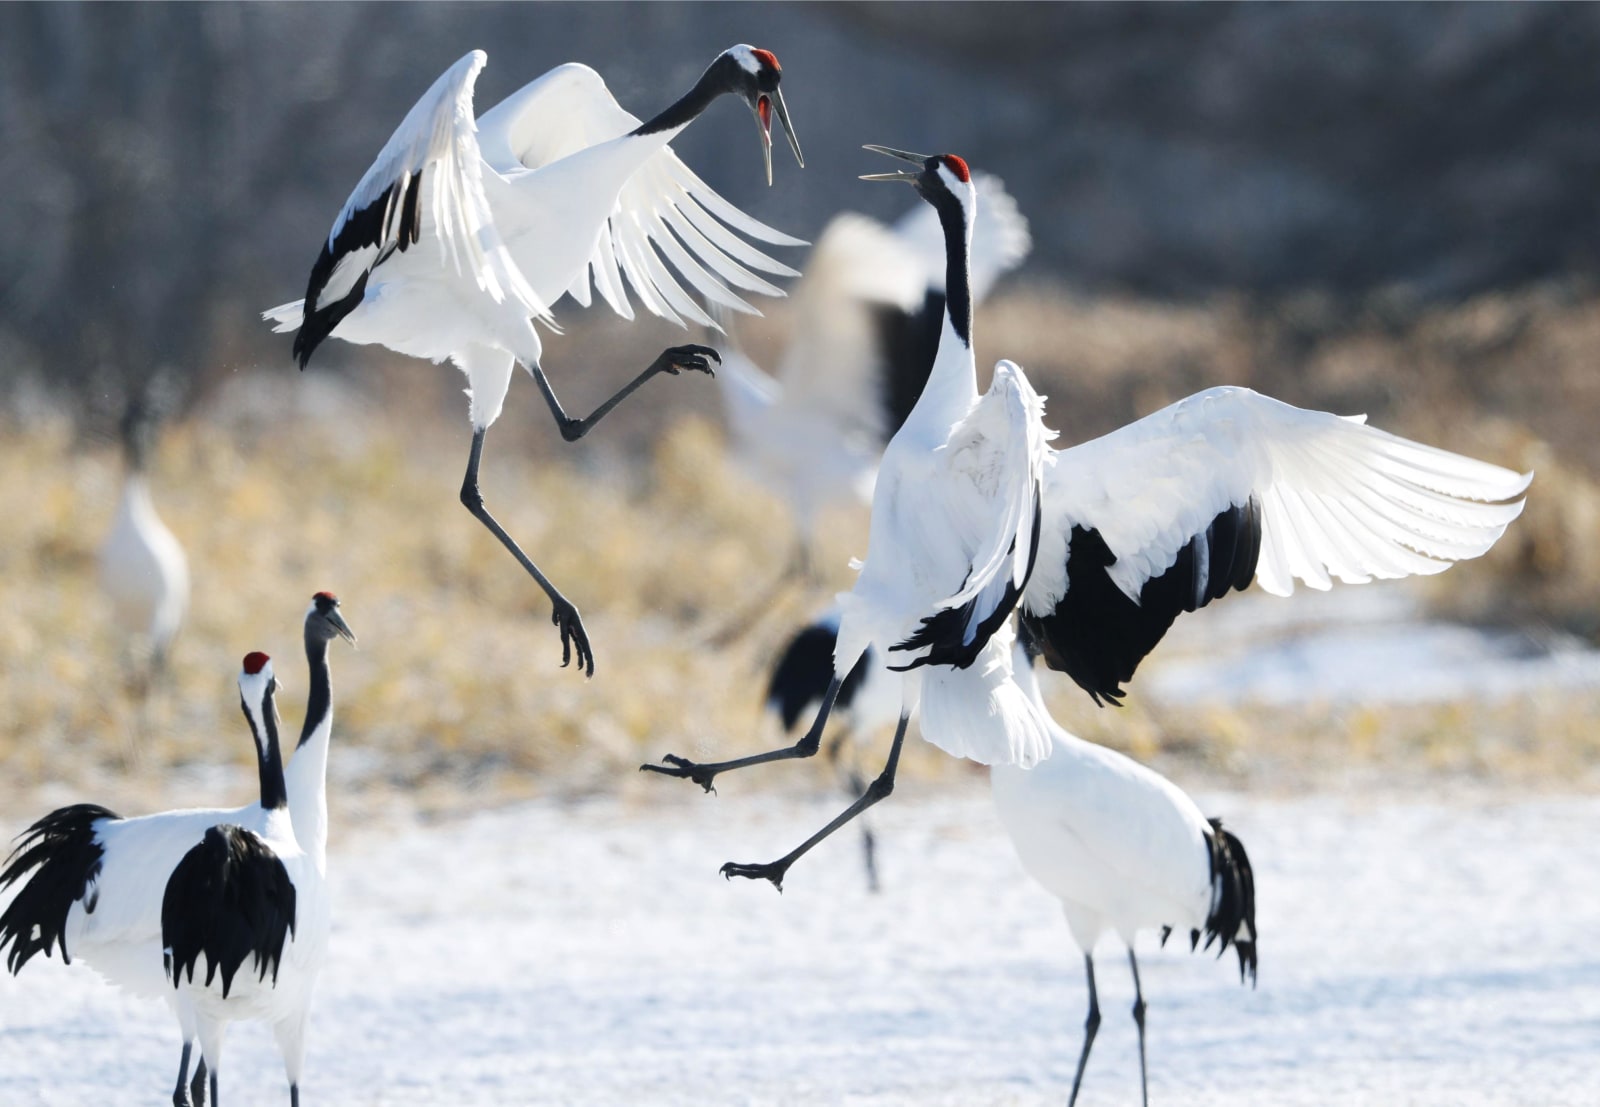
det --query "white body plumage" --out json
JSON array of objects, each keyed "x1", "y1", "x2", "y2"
[{"x1": 100, "y1": 470, "x2": 189, "y2": 672}]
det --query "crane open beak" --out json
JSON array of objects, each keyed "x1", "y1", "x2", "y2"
[
  {"x1": 859, "y1": 144, "x2": 928, "y2": 183},
  {"x1": 753, "y1": 88, "x2": 804, "y2": 186}
]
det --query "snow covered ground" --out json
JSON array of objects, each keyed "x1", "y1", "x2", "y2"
[
  {"x1": 1149, "y1": 585, "x2": 1600, "y2": 706},
  {"x1": 4, "y1": 784, "x2": 1598, "y2": 1106}
]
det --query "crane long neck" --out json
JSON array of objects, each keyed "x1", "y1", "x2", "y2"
[
  {"x1": 631, "y1": 62, "x2": 729, "y2": 138},
  {"x1": 935, "y1": 191, "x2": 973, "y2": 349},
  {"x1": 297, "y1": 630, "x2": 331, "y2": 753},
  {"x1": 285, "y1": 623, "x2": 334, "y2": 867},
  {"x1": 903, "y1": 186, "x2": 978, "y2": 437},
  {"x1": 248, "y1": 690, "x2": 288, "y2": 811}
]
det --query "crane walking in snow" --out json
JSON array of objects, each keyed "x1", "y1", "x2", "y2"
[
  {"x1": 994, "y1": 627, "x2": 1255, "y2": 1107},
  {"x1": 266, "y1": 46, "x2": 804, "y2": 675}
]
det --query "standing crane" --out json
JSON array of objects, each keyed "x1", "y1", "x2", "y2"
[
  {"x1": 163, "y1": 653, "x2": 324, "y2": 1107},
  {"x1": 645, "y1": 147, "x2": 1530, "y2": 891},
  {"x1": 265, "y1": 46, "x2": 805, "y2": 675},
  {"x1": 0, "y1": 601, "x2": 355, "y2": 1106},
  {"x1": 993, "y1": 627, "x2": 1255, "y2": 1107},
  {"x1": 99, "y1": 396, "x2": 189, "y2": 691}
]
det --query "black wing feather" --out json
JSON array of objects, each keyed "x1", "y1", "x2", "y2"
[
  {"x1": 162, "y1": 825, "x2": 297, "y2": 999},
  {"x1": 766, "y1": 623, "x2": 872, "y2": 731},
  {"x1": 1202, "y1": 817, "x2": 1258, "y2": 987},
  {"x1": 1022, "y1": 497, "x2": 1262, "y2": 705},
  {"x1": 890, "y1": 486, "x2": 1043, "y2": 672},
  {"x1": 294, "y1": 170, "x2": 427, "y2": 371},
  {"x1": 0, "y1": 803, "x2": 117, "y2": 973}
]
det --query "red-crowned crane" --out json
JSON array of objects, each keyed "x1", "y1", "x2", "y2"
[
  {"x1": 644, "y1": 146, "x2": 1529, "y2": 892},
  {"x1": 264, "y1": 47, "x2": 804, "y2": 676},
  {"x1": 994, "y1": 627, "x2": 1256, "y2": 1107},
  {"x1": 644, "y1": 148, "x2": 1057, "y2": 888},
  {"x1": 162, "y1": 653, "x2": 323, "y2": 1107},
  {"x1": 1, "y1": 603, "x2": 354, "y2": 1105}
]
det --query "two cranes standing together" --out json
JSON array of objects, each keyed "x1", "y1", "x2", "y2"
[{"x1": 6, "y1": 40, "x2": 1531, "y2": 1107}]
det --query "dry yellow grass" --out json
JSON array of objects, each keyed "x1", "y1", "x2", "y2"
[{"x1": 2, "y1": 284, "x2": 1596, "y2": 831}]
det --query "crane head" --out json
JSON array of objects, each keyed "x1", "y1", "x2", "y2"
[
  {"x1": 861, "y1": 147, "x2": 971, "y2": 191},
  {"x1": 722, "y1": 45, "x2": 804, "y2": 186},
  {"x1": 239, "y1": 652, "x2": 282, "y2": 729},
  {"x1": 307, "y1": 591, "x2": 358, "y2": 647}
]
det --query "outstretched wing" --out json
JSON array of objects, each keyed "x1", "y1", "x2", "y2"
[
  {"x1": 268, "y1": 50, "x2": 548, "y2": 365},
  {"x1": 162, "y1": 825, "x2": 296, "y2": 1000},
  {"x1": 891, "y1": 361, "x2": 1056, "y2": 671},
  {"x1": 1023, "y1": 386, "x2": 1532, "y2": 704},
  {"x1": 474, "y1": 62, "x2": 802, "y2": 328}
]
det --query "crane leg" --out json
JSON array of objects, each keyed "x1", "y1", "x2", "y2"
[
  {"x1": 528, "y1": 346, "x2": 720, "y2": 443},
  {"x1": 719, "y1": 710, "x2": 910, "y2": 891},
  {"x1": 641, "y1": 674, "x2": 846, "y2": 791},
  {"x1": 830, "y1": 730, "x2": 882, "y2": 894},
  {"x1": 191, "y1": 1058, "x2": 208, "y2": 1107},
  {"x1": 172, "y1": 1043, "x2": 196, "y2": 1107},
  {"x1": 1067, "y1": 953, "x2": 1102, "y2": 1107},
  {"x1": 1129, "y1": 948, "x2": 1149, "y2": 1107},
  {"x1": 460, "y1": 427, "x2": 594, "y2": 676}
]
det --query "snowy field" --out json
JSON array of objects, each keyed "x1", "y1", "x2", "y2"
[
  {"x1": 1149, "y1": 586, "x2": 1600, "y2": 707},
  {"x1": 3, "y1": 784, "x2": 1599, "y2": 1106}
]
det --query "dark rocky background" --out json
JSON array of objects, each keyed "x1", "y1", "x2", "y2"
[{"x1": 2, "y1": 2, "x2": 1598, "y2": 412}]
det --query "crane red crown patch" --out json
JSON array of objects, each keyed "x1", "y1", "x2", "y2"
[
  {"x1": 243, "y1": 652, "x2": 272, "y2": 675},
  {"x1": 751, "y1": 48, "x2": 780, "y2": 72},
  {"x1": 940, "y1": 155, "x2": 971, "y2": 183},
  {"x1": 314, "y1": 591, "x2": 339, "y2": 604}
]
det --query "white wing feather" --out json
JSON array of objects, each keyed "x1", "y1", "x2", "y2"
[
  {"x1": 937, "y1": 361, "x2": 1056, "y2": 634},
  {"x1": 473, "y1": 62, "x2": 801, "y2": 327},
  {"x1": 339, "y1": 50, "x2": 545, "y2": 318},
  {"x1": 1029, "y1": 386, "x2": 1532, "y2": 611}
]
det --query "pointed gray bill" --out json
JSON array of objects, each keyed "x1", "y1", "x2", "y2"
[{"x1": 860, "y1": 144, "x2": 928, "y2": 182}]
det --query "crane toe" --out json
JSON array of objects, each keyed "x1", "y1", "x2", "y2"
[
  {"x1": 551, "y1": 599, "x2": 594, "y2": 677},
  {"x1": 720, "y1": 858, "x2": 788, "y2": 891},
  {"x1": 657, "y1": 344, "x2": 721, "y2": 377},
  {"x1": 638, "y1": 754, "x2": 719, "y2": 792}
]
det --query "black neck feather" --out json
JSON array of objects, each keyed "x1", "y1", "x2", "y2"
[
  {"x1": 298, "y1": 630, "x2": 331, "y2": 752},
  {"x1": 930, "y1": 188, "x2": 973, "y2": 346},
  {"x1": 632, "y1": 59, "x2": 730, "y2": 137},
  {"x1": 248, "y1": 689, "x2": 288, "y2": 811}
]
